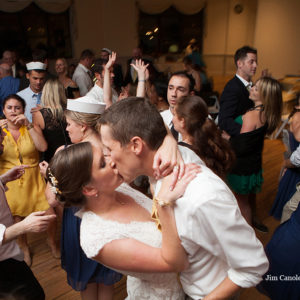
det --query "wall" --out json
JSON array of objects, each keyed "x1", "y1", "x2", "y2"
[
  {"x1": 72, "y1": 0, "x2": 103, "y2": 58},
  {"x1": 203, "y1": 0, "x2": 258, "y2": 76},
  {"x1": 254, "y1": 0, "x2": 300, "y2": 79},
  {"x1": 71, "y1": 0, "x2": 300, "y2": 79},
  {"x1": 72, "y1": 0, "x2": 137, "y2": 62}
]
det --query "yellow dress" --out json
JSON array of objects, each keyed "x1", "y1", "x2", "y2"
[{"x1": 0, "y1": 126, "x2": 49, "y2": 217}]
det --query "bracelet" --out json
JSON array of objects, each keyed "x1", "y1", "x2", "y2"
[
  {"x1": 138, "y1": 79, "x2": 146, "y2": 82},
  {"x1": 155, "y1": 197, "x2": 172, "y2": 207},
  {"x1": 26, "y1": 123, "x2": 34, "y2": 130}
]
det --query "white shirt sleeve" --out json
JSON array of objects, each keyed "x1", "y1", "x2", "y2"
[
  {"x1": 187, "y1": 191, "x2": 269, "y2": 288},
  {"x1": 290, "y1": 144, "x2": 300, "y2": 167},
  {"x1": 0, "y1": 224, "x2": 6, "y2": 246}
]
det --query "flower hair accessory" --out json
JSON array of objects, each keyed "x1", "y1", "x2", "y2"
[{"x1": 48, "y1": 168, "x2": 62, "y2": 195}]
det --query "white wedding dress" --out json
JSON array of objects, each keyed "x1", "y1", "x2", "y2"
[{"x1": 76, "y1": 183, "x2": 184, "y2": 300}]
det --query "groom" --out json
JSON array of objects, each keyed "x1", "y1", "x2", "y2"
[{"x1": 99, "y1": 97, "x2": 268, "y2": 300}]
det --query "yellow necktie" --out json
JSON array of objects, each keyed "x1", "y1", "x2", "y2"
[{"x1": 151, "y1": 196, "x2": 161, "y2": 231}]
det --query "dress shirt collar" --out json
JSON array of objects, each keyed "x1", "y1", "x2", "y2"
[
  {"x1": 168, "y1": 108, "x2": 173, "y2": 127},
  {"x1": 235, "y1": 74, "x2": 252, "y2": 88},
  {"x1": 28, "y1": 86, "x2": 42, "y2": 97}
]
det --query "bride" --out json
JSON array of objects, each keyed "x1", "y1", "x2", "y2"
[{"x1": 47, "y1": 141, "x2": 199, "y2": 299}]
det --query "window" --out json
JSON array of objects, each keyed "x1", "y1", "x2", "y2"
[
  {"x1": 0, "y1": 2, "x2": 72, "y2": 58},
  {"x1": 139, "y1": 6, "x2": 204, "y2": 56}
]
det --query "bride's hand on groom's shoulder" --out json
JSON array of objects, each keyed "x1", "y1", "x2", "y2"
[{"x1": 157, "y1": 163, "x2": 201, "y2": 205}]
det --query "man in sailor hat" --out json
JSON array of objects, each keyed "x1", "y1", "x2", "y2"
[{"x1": 17, "y1": 62, "x2": 46, "y2": 122}]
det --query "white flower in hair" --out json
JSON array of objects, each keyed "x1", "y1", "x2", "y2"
[
  {"x1": 48, "y1": 168, "x2": 61, "y2": 195},
  {"x1": 50, "y1": 185, "x2": 58, "y2": 194}
]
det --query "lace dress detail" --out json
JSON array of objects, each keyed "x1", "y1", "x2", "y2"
[{"x1": 77, "y1": 183, "x2": 184, "y2": 300}]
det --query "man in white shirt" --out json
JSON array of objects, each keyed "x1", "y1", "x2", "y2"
[
  {"x1": 161, "y1": 71, "x2": 195, "y2": 140},
  {"x1": 99, "y1": 97, "x2": 269, "y2": 300},
  {"x1": 72, "y1": 49, "x2": 95, "y2": 96},
  {"x1": 86, "y1": 58, "x2": 118, "y2": 104},
  {"x1": 17, "y1": 62, "x2": 46, "y2": 122}
]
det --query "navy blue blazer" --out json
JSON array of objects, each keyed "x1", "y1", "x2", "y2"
[{"x1": 218, "y1": 75, "x2": 253, "y2": 136}]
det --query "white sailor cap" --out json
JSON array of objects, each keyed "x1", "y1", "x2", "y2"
[
  {"x1": 101, "y1": 48, "x2": 112, "y2": 55},
  {"x1": 26, "y1": 62, "x2": 46, "y2": 71},
  {"x1": 67, "y1": 96, "x2": 106, "y2": 114}
]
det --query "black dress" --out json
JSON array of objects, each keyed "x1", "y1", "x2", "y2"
[
  {"x1": 65, "y1": 86, "x2": 79, "y2": 99},
  {"x1": 227, "y1": 116, "x2": 267, "y2": 194},
  {"x1": 40, "y1": 108, "x2": 71, "y2": 162}
]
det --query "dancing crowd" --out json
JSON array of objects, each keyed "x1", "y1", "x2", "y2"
[{"x1": 0, "y1": 45, "x2": 299, "y2": 300}]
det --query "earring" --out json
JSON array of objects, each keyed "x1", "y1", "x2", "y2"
[{"x1": 95, "y1": 193, "x2": 99, "y2": 198}]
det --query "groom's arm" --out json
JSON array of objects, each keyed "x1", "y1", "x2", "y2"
[{"x1": 203, "y1": 277, "x2": 240, "y2": 300}]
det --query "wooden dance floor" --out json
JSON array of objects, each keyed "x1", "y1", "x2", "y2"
[{"x1": 27, "y1": 138, "x2": 284, "y2": 299}]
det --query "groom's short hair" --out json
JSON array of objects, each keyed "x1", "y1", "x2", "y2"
[{"x1": 98, "y1": 97, "x2": 167, "y2": 150}]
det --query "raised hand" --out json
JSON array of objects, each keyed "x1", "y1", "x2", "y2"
[
  {"x1": 130, "y1": 59, "x2": 149, "y2": 81},
  {"x1": 105, "y1": 51, "x2": 117, "y2": 70}
]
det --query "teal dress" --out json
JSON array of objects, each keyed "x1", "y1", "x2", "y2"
[{"x1": 227, "y1": 115, "x2": 266, "y2": 194}]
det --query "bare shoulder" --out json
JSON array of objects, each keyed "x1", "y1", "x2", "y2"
[
  {"x1": 243, "y1": 110, "x2": 258, "y2": 123},
  {"x1": 55, "y1": 145, "x2": 65, "y2": 154},
  {"x1": 32, "y1": 110, "x2": 45, "y2": 129},
  {"x1": 240, "y1": 110, "x2": 259, "y2": 133}
]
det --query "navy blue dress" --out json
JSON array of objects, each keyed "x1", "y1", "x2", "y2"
[
  {"x1": 61, "y1": 207, "x2": 122, "y2": 291},
  {"x1": 257, "y1": 203, "x2": 300, "y2": 299},
  {"x1": 270, "y1": 132, "x2": 300, "y2": 220}
]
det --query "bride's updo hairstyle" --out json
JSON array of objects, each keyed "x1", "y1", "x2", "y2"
[
  {"x1": 65, "y1": 109, "x2": 100, "y2": 130},
  {"x1": 175, "y1": 96, "x2": 235, "y2": 178},
  {"x1": 47, "y1": 142, "x2": 93, "y2": 207}
]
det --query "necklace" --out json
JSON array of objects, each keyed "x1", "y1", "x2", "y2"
[{"x1": 250, "y1": 104, "x2": 264, "y2": 111}]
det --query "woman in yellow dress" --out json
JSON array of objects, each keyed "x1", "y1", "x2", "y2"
[{"x1": 0, "y1": 94, "x2": 57, "y2": 266}]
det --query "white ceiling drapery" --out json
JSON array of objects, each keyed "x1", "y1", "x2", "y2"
[
  {"x1": 0, "y1": 0, "x2": 71, "y2": 13},
  {"x1": 137, "y1": 0, "x2": 206, "y2": 15}
]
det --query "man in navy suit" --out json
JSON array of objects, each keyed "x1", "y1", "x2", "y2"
[
  {"x1": 219, "y1": 46, "x2": 257, "y2": 136},
  {"x1": 219, "y1": 46, "x2": 269, "y2": 233}
]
